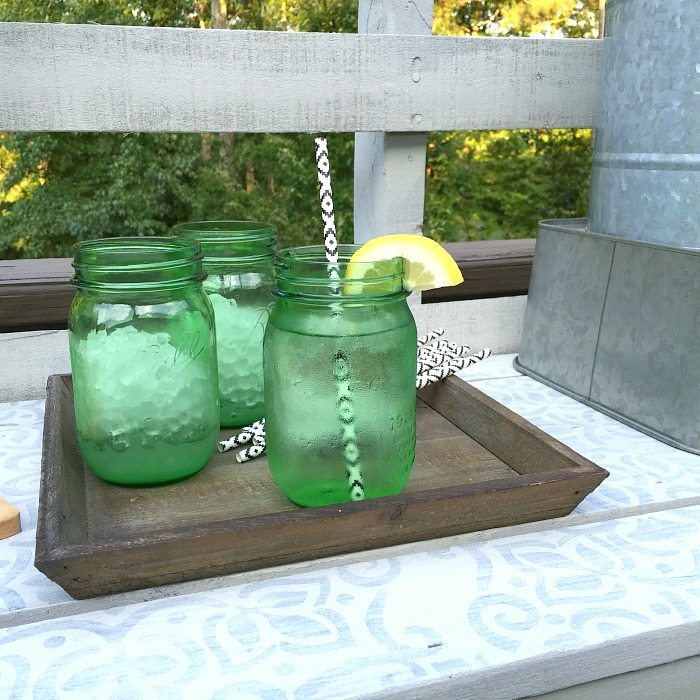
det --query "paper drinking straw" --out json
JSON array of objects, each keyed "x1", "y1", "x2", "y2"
[
  {"x1": 416, "y1": 349, "x2": 491, "y2": 390},
  {"x1": 418, "y1": 328, "x2": 445, "y2": 346},
  {"x1": 218, "y1": 419, "x2": 267, "y2": 462},
  {"x1": 420, "y1": 339, "x2": 462, "y2": 353},
  {"x1": 418, "y1": 350, "x2": 468, "y2": 372},
  {"x1": 218, "y1": 436, "x2": 240, "y2": 452},
  {"x1": 250, "y1": 419, "x2": 266, "y2": 445},
  {"x1": 236, "y1": 442, "x2": 266, "y2": 463},
  {"x1": 334, "y1": 351, "x2": 365, "y2": 501},
  {"x1": 418, "y1": 351, "x2": 465, "y2": 375},
  {"x1": 422, "y1": 343, "x2": 471, "y2": 359},
  {"x1": 417, "y1": 342, "x2": 471, "y2": 374},
  {"x1": 218, "y1": 419, "x2": 265, "y2": 452},
  {"x1": 417, "y1": 342, "x2": 470, "y2": 364},
  {"x1": 314, "y1": 137, "x2": 341, "y2": 285},
  {"x1": 442, "y1": 348, "x2": 491, "y2": 369},
  {"x1": 219, "y1": 334, "x2": 491, "y2": 461},
  {"x1": 315, "y1": 137, "x2": 364, "y2": 501}
]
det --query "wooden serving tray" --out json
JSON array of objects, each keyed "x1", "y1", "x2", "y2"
[{"x1": 36, "y1": 374, "x2": 608, "y2": 599}]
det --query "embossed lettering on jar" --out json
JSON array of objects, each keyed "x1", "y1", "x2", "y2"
[
  {"x1": 68, "y1": 237, "x2": 220, "y2": 485},
  {"x1": 174, "y1": 221, "x2": 277, "y2": 428},
  {"x1": 264, "y1": 245, "x2": 417, "y2": 507}
]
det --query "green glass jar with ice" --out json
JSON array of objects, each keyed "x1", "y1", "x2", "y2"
[
  {"x1": 68, "y1": 237, "x2": 220, "y2": 486},
  {"x1": 173, "y1": 221, "x2": 277, "y2": 428},
  {"x1": 263, "y1": 245, "x2": 418, "y2": 507}
]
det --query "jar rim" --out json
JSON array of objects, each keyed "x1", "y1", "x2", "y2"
[
  {"x1": 173, "y1": 220, "x2": 276, "y2": 242},
  {"x1": 72, "y1": 236, "x2": 205, "y2": 289},
  {"x1": 173, "y1": 221, "x2": 277, "y2": 265},
  {"x1": 73, "y1": 236, "x2": 200, "y2": 263},
  {"x1": 274, "y1": 244, "x2": 407, "y2": 301}
]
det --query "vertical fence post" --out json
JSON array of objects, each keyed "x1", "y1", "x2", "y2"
[{"x1": 353, "y1": 0, "x2": 434, "y2": 245}]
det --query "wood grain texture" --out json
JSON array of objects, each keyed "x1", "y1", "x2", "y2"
[
  {"x1": 382, "y1": 623, "x2": 700, "y2": 700},
  {"x1": 354, "y1": 131, "x2": 429, "y2": 241},
  {"x1": 0, "y1": 242, "x2": 533, "y2": 332},
  {"x1": 0, "y1": 495, "x2": 21, "y2": 539},
  {"x1": 424, "y1": 239, "x2": 535, "y2": 302},
  {"x1": 412, "y1": 294, "x2": 528, "y2": 354},
  {"x1": 419, "y1": 375, "x2": 601, "y2": 475},
  {"x1": 535, "y1": 655, "x2": 700, "y2": 700},
  {"x1": 34, "y1": 374, "x2": 607, "y2": 598},
  {"x1": 0, "y1": 258, "x2": 75, "y2": 332},
  {"x1": 0, "y1": 330, "x2": 71, "y2": 403},
  {"x1": 354, "y1": 1, "x2": 434, "y2": 244},
  {"x1": 0, "y1": 23, "x2": 601, "y2": 133}
]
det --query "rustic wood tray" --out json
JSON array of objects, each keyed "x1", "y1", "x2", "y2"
[{"x1": 36, "y1": 374, "x2": 608, "y2": 599}]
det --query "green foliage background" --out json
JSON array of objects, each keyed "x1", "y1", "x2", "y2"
[{"x1": 0, "y1": 1, "x2": 598, "y2": 257}]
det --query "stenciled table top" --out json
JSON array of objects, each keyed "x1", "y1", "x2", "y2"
[{"x1": 1, "y1": 355, "x2": 699, "y2": 699}]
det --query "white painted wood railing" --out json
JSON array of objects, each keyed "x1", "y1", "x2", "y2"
[
  {"x1": 0, "y1": 25, "x2": 600, "y2": 134},
  {"x1": 0, "y1": 0, "x2": 602, "y2": 400}
]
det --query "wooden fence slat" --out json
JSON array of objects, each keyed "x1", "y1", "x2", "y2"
[
  {"x1": 0, "y1": 23, "x2": 601, "y2": 133},
  {"x1": 354, "y1": 0, "x2": 434, "y2": 245}
]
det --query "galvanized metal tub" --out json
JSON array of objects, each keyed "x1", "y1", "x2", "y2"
[
  {"x1": 588, "y1": 0, "x2": 699, "y2": 248},
  {"x1": 515, "y1": 219, "x2": 700, "y2": 453}
]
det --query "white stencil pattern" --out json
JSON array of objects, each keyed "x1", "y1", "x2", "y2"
[{"x1": 1, "y1": 356, "x2": 699, "y2": 698}]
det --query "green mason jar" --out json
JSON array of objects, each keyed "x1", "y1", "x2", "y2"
[
  {"x1": 68, "y1": 237, "x2": 220, "y2": 486},
  {"x1": 264, "y1": 245, "x2": 417, "y2": 507},
  {"x1": 173, "y1": 221, "x2": 277, "y2": 428}
]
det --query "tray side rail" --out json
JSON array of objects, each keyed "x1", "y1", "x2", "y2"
[{"x1": 419, "y1": 375, "x2": 605, "y2": 476}]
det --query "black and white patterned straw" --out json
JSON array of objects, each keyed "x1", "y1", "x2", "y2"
[
  {"x1": 416, "y1": 349, "x2": 491, "y2": 390},
  {"x1": 417, "y1": 345, "x2": 471, "y2": 374},
  {"x1": 315, "y1": 137, "x2": 364, "y2": 501},
  {"x1": 219, "y1": 329, "x2": 491, "y2": 464},
  {"x1": 235, "y1": 443, "x2": 266, "y2": 463},
  {"x1": 314, "y1": 137, "x2": 340, "y2": 283},
  {"x1": 334, "y1": 351, "x2": 364, "y2": 501},
  {"x1": 418, "y1": 328, "x2": 445, "y2": 346},
  {"x1": 218, "y1": 419, "x2": 267, "y2": 463}
]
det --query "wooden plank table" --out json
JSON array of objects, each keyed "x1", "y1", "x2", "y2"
[{"x1": 1, "y1": 355, "x2": 699, "y2": 699}]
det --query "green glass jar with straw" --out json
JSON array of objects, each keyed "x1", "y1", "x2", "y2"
[
  {"x1": 263, "y1": 245, "x2": 417, "y2": 507},
  {"x1": 173, "y1": 221, "x2": 277, "y2": 428},
  {"x1": 68, "y1": 237, "x2": 220, "y2": 485}
]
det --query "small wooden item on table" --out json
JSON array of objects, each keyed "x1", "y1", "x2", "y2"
[{"x1": 0, "y1": 495, "x2": 21, "y2": 539}]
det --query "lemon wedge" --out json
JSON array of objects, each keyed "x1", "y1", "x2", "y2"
[{"x1": 345, "y1": 234, "x2": 463, "y2": 294}]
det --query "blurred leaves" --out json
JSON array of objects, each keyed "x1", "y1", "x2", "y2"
[
  {"x1": 423, "y1": 129, "x2": 593, "y2": 242},
  {"x1": 0, "y1": 0, "x2": 596, "y2": 257}
]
